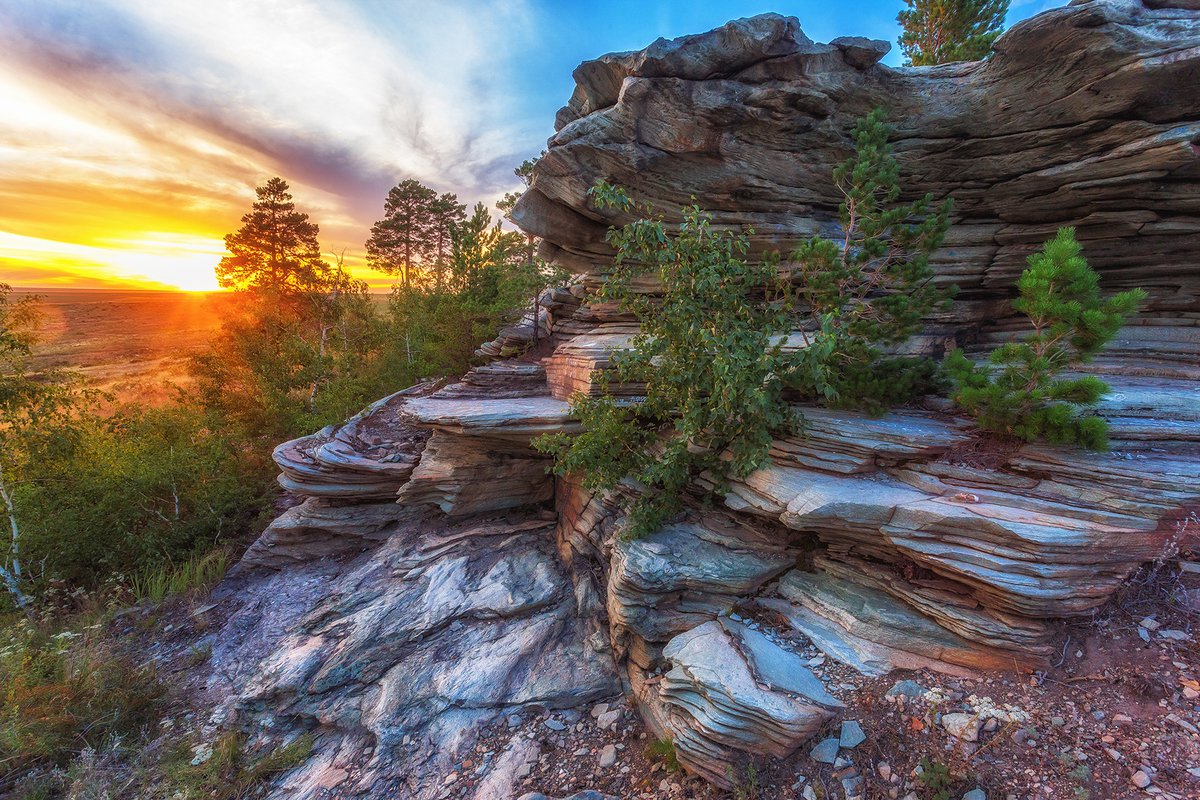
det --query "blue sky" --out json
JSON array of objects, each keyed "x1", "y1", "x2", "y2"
[{"x1": 0, "y1": 0, "x2": 1062, "y2": 289}]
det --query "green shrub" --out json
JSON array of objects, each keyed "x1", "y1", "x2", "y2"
[
  {"x1": 161, "y1": 730, "x2": 313, "y2": 800},
  {"x1": 15, "y1": 405, "x2": 270, "y2": 593},
  {"x1": 645, "y1": 738, "x2": 681, "y2": 773},
  {"x1": 944, "y1": 227, "x2": 1145, "y2": 449},
  {"x1": 535, "y1": 182, "x2": 798, "y2": 538},
  {"x1": 787, "y1": 107, "x2": 954, "y2": 413}
]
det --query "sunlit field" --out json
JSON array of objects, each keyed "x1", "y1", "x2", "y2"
[{"x1": 14, "y1": 288, "x2": 229, "y2": 406}]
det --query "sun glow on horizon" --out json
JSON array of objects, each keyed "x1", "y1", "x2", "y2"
[{"x1": 0, "y1": 231, "x2": 226, "y2": 292}]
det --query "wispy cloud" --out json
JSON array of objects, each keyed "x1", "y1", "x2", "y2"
[{"x1": 0, "y1": 0, "x2": 542, "y2": 288}]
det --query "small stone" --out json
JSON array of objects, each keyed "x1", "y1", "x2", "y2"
[
  {"x1": 1132, "y1": 769, "x2": 1152, "y2": 788},
  {"x1": 963, "y1": 790, "x2": 986, "y2": 800},
  {"x1": 591, "y1": 702, "x2": 609, "y2": 719},
  {"x1": 190, "y1": 743, "x2": 213, "y2": 766},
  {"x1": 1114, "y1": 713, "x2": 1134, "y2": 727},
  {"x1": 599, "y1": 744, "x2": 617, "y2": 769},
  {"x1": 1051, "y1": 716, "x2": 1066, "y2": 727},
  {"x1": 942, "y1": 713, "x2": 982, "y2": 742},
  {"x1": 597, "y1": 709, "x2": 621, "y2": 730},
  {"x1": 443, "y1": 773, "x2": 458, "y2": 786},
  {"x1": 543, "y1": 718, "x2": 566, "y2": 731},
  {"x1": 810, "y1": 737, "x2": 841, "y2": 764},
  {"x1": 1139, "y1": 617, "x2": 1161, "y2": 631},
  {"x1": 983, "y1": 718, "x2": 999, "y2": 733},
  {"x1": 841, "y1": 720, "x2": 867, "y2": 749},
  {"x1": 886, "y1": 679, "x2": 926, "y2": 699},
  {"x1": 507, "y1": 715, "x2": 522, "y2": 728},
  {"x1": 1160, "y1": 629, "x2": 1189, "y2": 641},
  {"x1": 878, "y1": 762, "x2": 892, "y2": 781},
  {"x1": 802, "y1": 786, "x2": 817, "y2": 800},
  {"x1": 1138, "y1": 627, "x2": 1151, "y2": 643}
]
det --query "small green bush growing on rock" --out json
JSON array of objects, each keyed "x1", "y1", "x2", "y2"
[
  {"x1": 944, "y1": 227, "x2": 1146, "y2": 450},
  {"x1": 786, "y1": 107, "x2": 955, "y2": 413},
  {"x1": 534, "y1": 181, "x2": 798, "y2": 538}
]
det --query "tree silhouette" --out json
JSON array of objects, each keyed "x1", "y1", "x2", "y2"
[
  {"x1": 366, "y1": 179, "x2": 465, "y2": 289},
  {"x1": 216, "y1": 177, "x2": 329, "y2": 295}
]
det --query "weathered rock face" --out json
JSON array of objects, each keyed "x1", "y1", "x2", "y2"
[
  {"x1": 213, "y1": 2, "x2": 1198, "y2": 795},
  {"x1": 509, "y1": 0, "x2": 1198, "y2": 783}
]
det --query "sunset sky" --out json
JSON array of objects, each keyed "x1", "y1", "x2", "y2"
[{"x1": 0, "y1": 0, "x2": 1060, "y2": 292}]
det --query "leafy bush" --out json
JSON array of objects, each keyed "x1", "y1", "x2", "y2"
[
  {"x1": 944, "y1": 227, "x2": 1145, "y2": 449},
  {"x1": 787, "y1": 107, "x2": 954, "y2": 413},
  {"x1": 387, "y1": 202, "x2": 564, "y2": 377},
  {"x1": 535, "y1": 182, "x2": 797, "y2": 537},
  {"x1": 14, "y1": 405, "x2": 271, "y2": 592}
]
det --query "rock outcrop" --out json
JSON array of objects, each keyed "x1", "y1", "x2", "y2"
[{"x1": 208, "y1": 2, "x2": 1198, "y2": 795}]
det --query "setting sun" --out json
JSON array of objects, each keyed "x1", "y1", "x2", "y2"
[{"x1": 0, "y1": 231, "x2": 225, "y2": 291}]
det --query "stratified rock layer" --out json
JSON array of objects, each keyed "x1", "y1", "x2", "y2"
[{"x1": 223, "y1": 2, "x2": 1199, "y2": 794}]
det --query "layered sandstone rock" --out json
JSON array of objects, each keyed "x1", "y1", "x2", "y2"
[{"x1": 217, "y1": 2, "x2": 1199, "y2": 795}]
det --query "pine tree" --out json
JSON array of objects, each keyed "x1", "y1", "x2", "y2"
[
  {"x1": 428, "y1": 192, "x2": 467, "y2": 292},
  {"x1": 944, "y1": 227, "x2": 1145, "y2": 450},
  {"x1": 216, "y1": 177, "x2": 329, "y2": 296},
  {"x1": 198, "y1": 181, "x2": 384, "y2": 434},
  {"x1": 535, "y1": 182, "x2": 797, "y2": 538},
  {"x1": 365, "y1": 179, "x2": 440, "y2": 288},
  {"x1": 897, "y1": 0, "x2": 1010, "y2": 66},
  {"x1": 786, "y1": 108, "x2": 954, "y2": 413}
]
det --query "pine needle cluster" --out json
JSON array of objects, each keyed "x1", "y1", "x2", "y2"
[{"x1": 944, "y1": 227, "x2": 1145, "y2": 449}]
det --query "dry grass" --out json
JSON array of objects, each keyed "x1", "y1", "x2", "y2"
[{"x1": 15, "y1": 288, "x2": 231, "y2": 407}]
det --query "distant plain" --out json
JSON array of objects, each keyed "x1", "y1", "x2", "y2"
[{"x1": 13, "y1": 288, "x2": 231, "y2": 406}]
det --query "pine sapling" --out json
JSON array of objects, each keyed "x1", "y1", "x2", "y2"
[
  {"x1": 787, "y1": 107, "x2": 954, "y2": 413},
  {"x1": 944, "y1": 227, "x2": 1146, "y2": 450},
  {"x1": 535, "y1": 181, "x2": 797, "y2": 538}
]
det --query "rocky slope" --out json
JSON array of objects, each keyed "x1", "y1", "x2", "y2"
[{"x1": 201, "y1": 2, "x2": 1199, "y2": 797}]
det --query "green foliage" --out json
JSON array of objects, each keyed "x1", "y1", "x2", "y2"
[
  {"x1": 161, "y1": 731, "x2": 314, "y2": 800},
  {"x1": 787, "y1": 108, "x2": 954, "y2": 413},
  {"x1": 945, "y1": 227, "x2": 1145, "y2": 450},
  {"x1": 898, "y1": 0, "x2": 1010, "y2": 66},
  {"x1": 536, "y1": 182, "x2": 797, "y2": 538},
  {"x1": 388, "y1": 202, "x2": 563, "y2": 376},
  {"x1": 130, "y1": 550, "x2": 229, "y2": 606},
  {"x1": 0, "y1": 621, "x2": 163, "y2": 773},
  {"x1": 366, "y1": 179, "x2": 466, "y2": 289},
  {"x1": 917, "y1": 757, "x2": 954, "y2": 800},
  {"x1": 1, "y1": 286, "x2": 97, "y2": 609},
  {"x1": 215, "y1": 177, "x2": 329, "y2": 296},
  {"x1": 15, "y1": 405, "x2": 270, "y2": 592},
  {"x1": 645, "y1": 738, "x2": 681, "y2": 773},
  {"x1": 197, "y1": 181, "x2": 392, "y2": 439}
]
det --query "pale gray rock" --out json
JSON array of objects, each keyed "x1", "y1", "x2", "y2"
[
  {"x1": 942, "y1": 713, "x2": 983, "y2": 742},
  {"x1": 810, "y1": 737, "x2": 840, "y2": 764},
  {"x1": 651, "y1": 618, "x2": 841, "y2": 787},
  {"x1": 607, "y1": 517, "x2": 799, "y2": 657},
  {"x1": 840, "y1": 720, "x2": 866, "y2": 749},
  {"x1": 223, "y1": 515, "x2": 618, "y2": 800}
]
